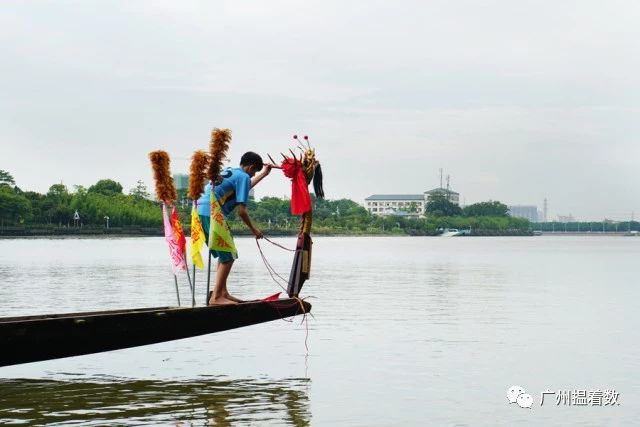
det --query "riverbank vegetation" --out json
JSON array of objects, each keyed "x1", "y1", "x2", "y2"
[{"x1": 1, "y1": 171, "x2": 537, "y2": 236}]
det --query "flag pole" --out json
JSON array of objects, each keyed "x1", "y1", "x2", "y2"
[
  {"x1": 206, "y1": 251, "x2": 212, "y2": 304},
  {"x1": 173, "y1": 274, "x2": 181, "y2": 306},
  {"x1": 185, "y1": 263, "x2": 195, "y2": 307},
  {"x1": 192, "y1": 264, "x2": 196, "y2": 306},
  {"x1": 150, "y1": 152, "x2": 188, "y2": 307}
]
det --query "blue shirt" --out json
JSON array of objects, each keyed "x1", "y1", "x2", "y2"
[
  {"x1": 196, "y1": 167, "x2": 251, "y2": 217},
  {"x1": 196, "y1": 182, "x2": 212, "y2": 216}
]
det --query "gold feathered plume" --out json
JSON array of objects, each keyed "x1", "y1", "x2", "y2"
[
  {"x1": 188, "y1": 150, "x2": 210, "y2": 200},
  {"x1": 149, "y1": 150, "x2": 177, "y2": 203},
  {"x1": 207, "y1": 128, "x2": 232, "y2": 184}
]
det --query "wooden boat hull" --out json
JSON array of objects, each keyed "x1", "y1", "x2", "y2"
[{"x1": 0, "y1": 299, "x2": 310, "y2": 367}]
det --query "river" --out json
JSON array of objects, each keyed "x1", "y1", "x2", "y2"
[{"x1": 0, "y1": 236, "x2": 638, "y2": 426}]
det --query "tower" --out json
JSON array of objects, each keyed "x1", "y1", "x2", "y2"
[
  {"x1": 543, "y1": 198, "x2": 548, "y2": 222},
  {"x1": 446, "y1": 175, "x2": 451, "y2": 201}
]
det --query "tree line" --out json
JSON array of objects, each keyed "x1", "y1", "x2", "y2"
[
  {"x1": 0, "y1": 170, "x2": 160, "y2": 227},
  {"x1": 0, "y1": 170, "x2": 530, "y2": 234}
]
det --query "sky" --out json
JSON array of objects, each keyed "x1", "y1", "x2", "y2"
[{"x1": 1, "y1": 0, "x2": 638, "y2": 221}]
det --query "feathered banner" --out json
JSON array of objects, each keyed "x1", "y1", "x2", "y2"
[
  {"x1": 188, "y1": 150, "x2": 210, "y2": 269},
  {"x1": 190, "y1": 208, "x2": 205, "y2": 268},
  {"x1": 205, "y1": 127, "x2": 237, "y2": 255},
  {"x1": 171, "y1": 206, "x2": 186, "y2": 255},
  {"x1": 163, "y1": 203, "x2": 187, "y2": 273},
  {"x1": 150, "y1": 150, "x2": 187, "y2": 273},
  {"x1": 188, "y1": 150, "x2": 209, "y2": 201},
  {"x1": 209, "y1": 194, "x2": 237, "y2": 254},
  {"x1": 149, "y1": 150, "x2": 177, "y2": 204},
  {"x1": 207, "y1": 128, "x2": 232, "y2": 184}
]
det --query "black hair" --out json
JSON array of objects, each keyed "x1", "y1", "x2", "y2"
[{"x1": 240, "y1": 151, "x2": 264, "y2": 171}]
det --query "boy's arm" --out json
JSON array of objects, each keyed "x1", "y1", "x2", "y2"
[
  {"x1": 250, "y1": 164, "x2": 272, "y2": 188},
  {"x1": 237, "y1": 204, "x2": 263, "y2": 238}
]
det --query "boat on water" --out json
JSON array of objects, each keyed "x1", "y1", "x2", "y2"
[
  {"x1": 440, "y1": 228, "x2": 464, "y2": 237},
  {"x1": 0, "y1": 134, "x2": 322, "y2": 368},
  {"x1": 0, "y1": 299, "x2": 310, "y2": 367},
  {"x1": 440, "y1": 228, "x2": 461, "y2": 237}
]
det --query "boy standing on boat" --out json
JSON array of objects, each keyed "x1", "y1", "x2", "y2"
[{"x1": 198, "y1": 152, "x2": 271, "y2": 305}]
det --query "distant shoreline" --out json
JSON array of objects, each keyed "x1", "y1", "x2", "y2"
[
  {"x1": 3, "y1": 225, "x2": 634, "y2": 238},
  {"x1": 4, "y1": 228, "x2": 631, "y2": 238}
]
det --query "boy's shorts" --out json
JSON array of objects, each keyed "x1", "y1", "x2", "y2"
[{"x1": 199, "y1": 215, "x2": 238, "y2": 264}]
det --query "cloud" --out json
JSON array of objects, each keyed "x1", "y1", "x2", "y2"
[{"x1": 1, "y1": 0, "x2": 639, "y2": 220}]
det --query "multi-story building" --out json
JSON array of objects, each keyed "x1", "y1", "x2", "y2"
[
  {"x1": 364, "y1": 195, "x2": 424, "y2": 217},
  {"x1": 508, "y1": 205, "x2": 539, "y2": 222},
  {"x1": 424, "y1": 188, "x2": 460, "y2": 205},
  {"x1": 173, "y1": 173, "x2": 189, "y2": 191},
  {"x1": 365, "y1": 188, "x2": 460, "y2": 217}
]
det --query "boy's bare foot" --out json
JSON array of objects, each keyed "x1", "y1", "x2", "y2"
[
  {"x1": 209, "y1": 296, "x2": 238, "y2": 305},
  {"x1": 225, "y1": 293, "x2": 244, "y2": 303}
]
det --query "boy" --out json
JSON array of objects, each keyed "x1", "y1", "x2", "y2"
[{"x1": 197, "y1": 152, "x2": 271, "y2": 305}]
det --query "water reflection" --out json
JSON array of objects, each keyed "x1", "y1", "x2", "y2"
[{"x1": 0, "y1": 376, "x2": 311, "y2": 426}]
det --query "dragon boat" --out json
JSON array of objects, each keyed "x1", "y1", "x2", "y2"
[
  {"x1": 0, "y1": 299, "x2": 310, "y2": 367},
  {"x1": 0, "y1": 132, "x2": 322, "y2": 368}
]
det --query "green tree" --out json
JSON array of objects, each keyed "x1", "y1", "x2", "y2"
[
  {"x1": 425, "y1": 194, "x2": 462, "y2": 216},
  {"x1": 129, "y1": 180, "x2": 150, "y2": 199},
  {"x1": 463, "y1": 201, "x2": 509, "y2": 217},
  {"x1": 73, "y1": 185, "x2": 87, "y2": 195},
  {"x1": 22, "y1": 191, "x2": 46, "y2": 224},
  {"x1": 47, "y1": 183, "x2": 70, "y2": 198},
  {"x1": 0, "y1": 170, "x2": 15, "y2": 187},
  {"x1": 88, "y1": 179, "x2": 123, "y2": 196},
  {"x1": 405, "y1": 201, "x2": 420, "y2": 214},
  {"x1": 44, "y1": 184, "x2": 72, "y2": 225},
  {"x1": 0, "y1": 186, "x2": 32, "y2": 225}
]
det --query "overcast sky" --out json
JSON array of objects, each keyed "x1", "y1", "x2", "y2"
[{"x1": 2, "y1": 1, "x2": 638, "y2": 220}]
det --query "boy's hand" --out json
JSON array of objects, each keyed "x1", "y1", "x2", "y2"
[{"x1": 263, "y1": 164, "x2": 273, "y2": 176}]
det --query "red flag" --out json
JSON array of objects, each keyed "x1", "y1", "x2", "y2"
[
  {"x1": 163, "y1": 203, "x2": 187, "y2": 273},
  {"x1": 281, "y1": 157, "x2": 311, "y2": 215},
  {"x1": 170, "y1": 205, "x2": 186, "y2": 254}
]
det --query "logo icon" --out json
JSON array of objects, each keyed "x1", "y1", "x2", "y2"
[{"x1": 507, "y1": 385, "x2": 533, "y2": 409}]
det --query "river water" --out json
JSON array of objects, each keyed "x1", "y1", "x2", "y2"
[{"x1": 0, "y1": 236, "x2": 638, "y2": 426}]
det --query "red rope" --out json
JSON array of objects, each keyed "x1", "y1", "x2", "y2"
[
  {"x1": 255, "y1": 238, "x2": 310, "y2": 353},
  {"x1": 255, "y1": 239, "x2": 289, "y2": 292},
  {"x1": 264, "y1": 236, "x2": 296, "y2": 252}
]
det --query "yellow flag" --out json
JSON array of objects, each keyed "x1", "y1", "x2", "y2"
[
  {"x1": 209, "y1": 197, "x2": 237, "y2": 254},
  {"x1": 190, "y1": 206, "x2": 205, "y2": 269}
]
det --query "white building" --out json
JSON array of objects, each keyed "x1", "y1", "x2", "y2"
[
  {"x1": 365, "y1": 188, "x2": 460, "y2": 217},
  {"x1": 364, "y1": 195, "x2": 424, "y2": 217},
  {"x1": 424, "y1": 188, "x2": 460, "y2": 205}
]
